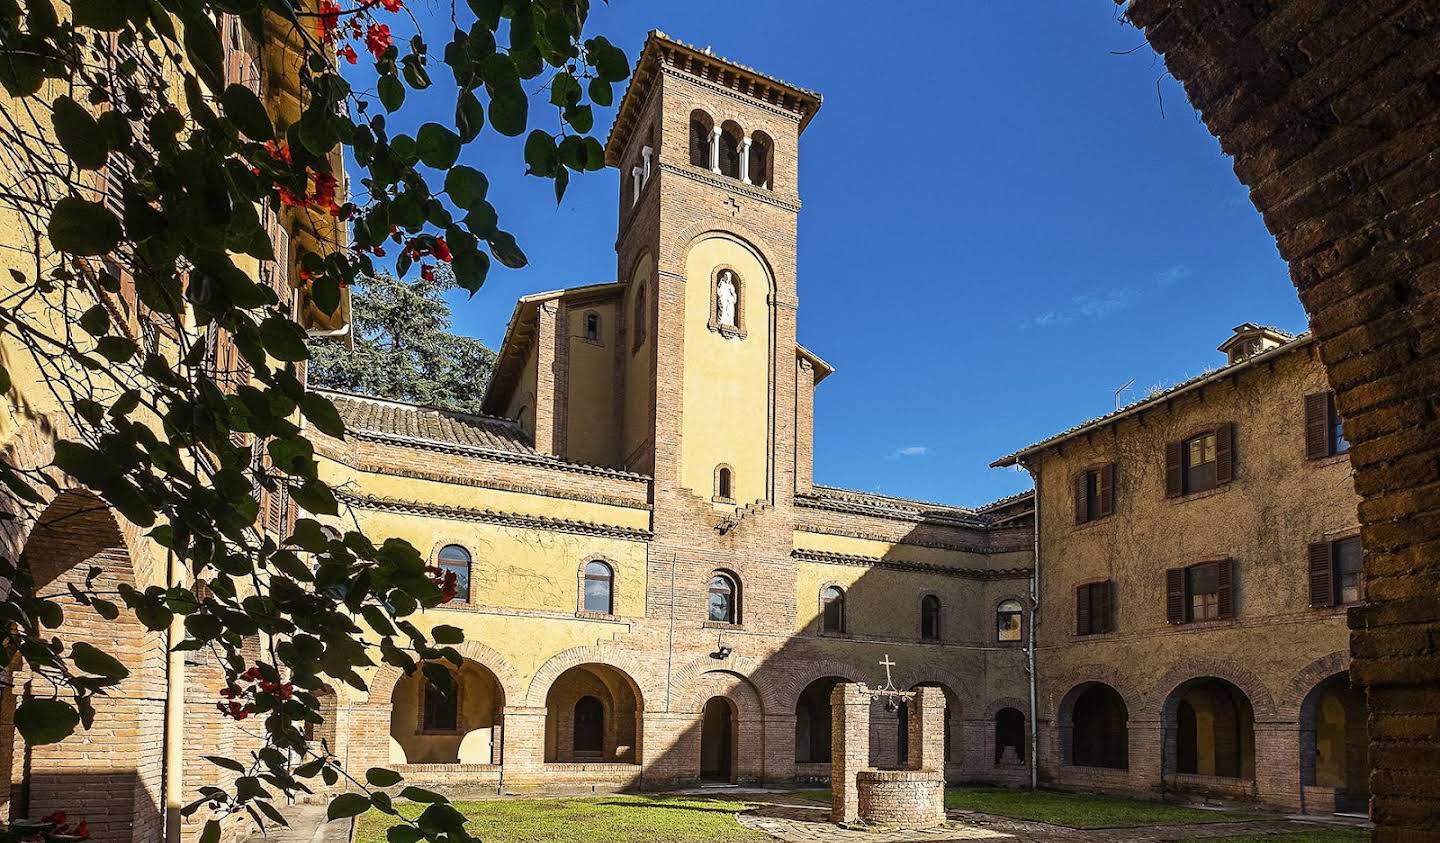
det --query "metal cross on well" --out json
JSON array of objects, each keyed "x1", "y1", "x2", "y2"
[
  {"x1": 879, "y1": 653, "x2": 896, "y2": 690},
  {"x1": 723, "y1": 196, "x2": 741, "y2": 217}
]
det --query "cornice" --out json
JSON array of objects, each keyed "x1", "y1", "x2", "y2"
[
  {"x1": 792, "y1": 548, "x2": 1033, "y2": 581},
  {"x1": 794, "y1": 523, "x2": 1030, "y2": 556},
  {"x1": 657, "y1": 162, "x2": 802, "y2": 213},
  {"x1": 794, "y1": 493, "x2": 990, "y2": 529},
  {"x1": 336, "y1": 491, "x2": 653, "y2": 541},
  {"x1": 659, "y1": 64, "x2": 807, "y2": 127}
]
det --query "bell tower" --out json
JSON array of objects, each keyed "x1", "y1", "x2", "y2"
[{"x1": 604, "y1": 32, "x2": 822, "y2": 523}]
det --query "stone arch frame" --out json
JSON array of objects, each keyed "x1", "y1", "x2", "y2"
[
  {"x1": 1056, "y1": 680, "x2": 1131, "y2": 770},
  {"x1": 1140, "y1": 660, "x2": 1278, "y2": 724},
  {"x1": 705, "y1": 566, "x2": 742, "y2": 625},
  {"x1": 993, "y1": 593, "x2": 1027, "y2": 644},
  {"x1": 365, "y1": 639, "x2": 524, "y2": 708},
  {"x1": 624, "y1": 247, "x2": 655, "y2": 354},
  {"x1": 523, "y1": 644, "x2": 661, "y2": 711},
  {"x1": 747, "y1": 129, "x2": 773, "y2": 189},
  {"x1": 816, "y1": 581, "x2": 847, "y2": 634},
  {"x1": 581, "y1": 309, "x2": 603, "y2": 344},
  {"x1": 664, "y1": 223, "x2": 783, "y2": 294},
  {"x1": 717, "y1": 119, "x2": 744, "y2": 179},
  {"x1": 769, "y1": 657, "x2": 864, "y2": 716},
  {"x1": 669, "y1": 656, "x2": 772, "y2": 716},
  {"x1": 712, "y1": 463, "x2": 735, "y2": 503},
  {"x1": 539, "y1": 660, "x2": 647, "y2": 765},
  {"x1": 1154, "y1": 670, "x2": 1265, "y2": 781},
  {"x1": 1278, "y1": 651, "x2": 1351, "y2": 721},
  {"x1": 707, "y1": 264, "x2": 746, "y2": 339},
  {"x1": 576, "y1": 556, "x2": 617, "y2": 616}
]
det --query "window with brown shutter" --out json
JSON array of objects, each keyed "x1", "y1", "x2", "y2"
[
  {"x1": 1308, "y1": 540, "x2": 1334, "y2": 607},
  {"x1": 1165, "y1": 442, "x2": 1184, "y2": 497},
  {"x1": 1076, "y1": 581, "x2": 1115, "y2": 635},
  {"x1": 1216, "y1": 558, "x2": 1234, "y2": 619},
  {"x1": 1305, "y1": 392, "x2": 1332, "y2": 459},
  {"x1": 1075, "y1": 464, "x2": 1116, "y2": 524},
  {"x1": 1215, "y1": 423, "x2": 1234, "y2": 485},
  {"x1": 1165, "y1": 568, "x2": 1185, "y2": 624}
]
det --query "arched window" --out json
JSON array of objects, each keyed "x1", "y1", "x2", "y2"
[
  {"x1": 437, "y1": 544, "x2": 471, "y2": 604},
  {"x1": 583, "y1": 560, "x2": 613, "y2": 614},
  {"x1": 584, "y1": 311, "x2": 600, "y2": 342},
  {"x1": 688, "y1": 111, "x2": 713, "y2": 168},
  {"x1": 708, "y1": 571, "x2": 739, "y2": 624},
  {"x1": 821, "y1": 586, "x2": 845, "y2": 633},
  {"x1": 747, "y1": 131, "x2": 772, "y2": 188},
  {"x1": 921, "y1": 594, "x2": 941, "y2": 641},
  {"x1": 995, "y1": 707, "x2": 1026, "y2": 764},
  {"x1": 631, "y1": 284, "x2": 647, "y2": 352},
  {"x1": 996, "y1": 599, "x2": 1023, "y2": 642},
  {"x1": 719, "y1": 121, "x2": 743, "y2": 179},
  {"x1": 715, "y1": 465, "x2": 733, "y2": 500}
]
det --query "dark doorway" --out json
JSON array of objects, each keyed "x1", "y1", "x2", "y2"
[
  {"x1": 1069, "y1": 683, "x2": 1129, "y2": 769},
  {"x1": 700, "y1": 697, "x2": 734, "y2": 782},
  {"x1": 795, "y1": 676, "x2": 846, "y2": 763},
  {"x1": 995, "y1": 707, "x2": 1026, "y2": 764},
  {"x1": 574, "y1": 695, "x2": 604, "y2": 757}
]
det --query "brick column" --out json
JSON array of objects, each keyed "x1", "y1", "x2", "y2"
[
  {"x1": 500, "y1": 705, "x2": 547, "y2": 790},
  {"x1": 1255, "y1": 721, "x2": 1302, "y2": 812},
  {"x1": 531, "y1": 302, "x2": 562, "y2": 456},
  {"x1": 911, "y1": 687, "x2": 946, "y2": 773},
  {"x1": 794, "y1": 358, "x2": 815, "y2": 495},
  {"x1": 1129, "y1": 717, "x2": 1163, "y2": 794},
  {"x1": 762, "y1": 715, "x2": 796, "y2": 786},
  {"x1": 641, "y1": 711, "x2": 693, "y2": 789},
  {"x1": 830, "y1": 683, "x2": 870, "y2": 825}
]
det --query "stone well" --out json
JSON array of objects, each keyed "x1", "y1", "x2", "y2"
[{"x1": 830, "y1": 683, "x2": 947, "y2": 829}]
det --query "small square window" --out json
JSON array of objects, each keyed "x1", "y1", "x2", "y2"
[
  {"x1": 1335, "y1": 537, "x2": 1364, "y2": 604},
  {"x1": 1187, "y1": 562, "x2": 1220, "y2": 621}
]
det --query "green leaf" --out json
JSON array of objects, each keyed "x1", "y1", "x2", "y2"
[
  {"x1": 452, "y1": 249, "x2": 489, "y2": 293},
  {"x1": 590, "y1": 36, "x2": 629, "y2": 82},
  {"x1": 48, "y1": 197, "x2": 122, "y2": 256},
  {"x1": 221, "y1": 83, "x2": 273, "y2": 141},
  {"x1": 487, "y1": 231, "x2": 527, "y2": 269},
  {"x1": 588, "y1": 77, "x2": 612, "y2": 108},
  {"x1": 327, "y1": 792, "x2": 371, "y2": 820},
  {"x1": 183, "y1": 12, "x2": 225, "y2": 94},
  {"x1": 488, "y1": 87, "x2": 527, "y2": 137},
  {"x1": 259, "y1": 316, "x2": 309, "y2": 362},
  {"x1": 416, "y1": 123, "x2": 461, "y2": 170},
  {"x1": 431, "y1": 625, "x2": 464, "y2": 645},
  {"x1": 468, "y1": 0, "x2": 501, "y2": 29},
  {"x1": 445, "y1": 166, "x2": 488, "y2": 210},
  {"x1": 563, "y1": 103, "x2": 593, "y2": 134},
  {"x1": 96, "y1": 336, "x2": 136, "y2": 363},
  {"x1": 290, "y1": 479, "x2": 339, "y2": 516},
  {"x1": 14, "y1": 698, "x2": 79, "y2": 746},
  {"x1": 550, "y1": 73, "x2": 581, "y2": 107},
  {"x1": 387, "y1": 826, "x2": 424, "y2": 843},
  {"x1": 398, "y1": 786, "x2": 444, "y2": 804},
  {"x1": 79, "y1": 304, "x2": 110, "y2": 337},
  {"x1": 378, "y1": 75, "x2": 405, "y2": 112},
  {"x1": 203, "y1": 755, "x2": 247, "y2": 773},
  {"x1": 199, "y1": 821, "x2": 221, "y2": 843},
  {"x1": 456, "y1": 90, "x2": 485, "y2": 142},
  {"x1": 71, "y1": 642, "x2": 130, "y2": 679},
  {"x1": 52, "y1": 95, "x2": 108, "y2": 169},
  {"x1": 300, "y1": 393, "x2": 346, "y2": 438},
  {"x1": 366, "y1": 767, "x2": 403, "y2": 788},
  {"x1": 523, "y1": 130, "x2": 556, "y2": 176}
]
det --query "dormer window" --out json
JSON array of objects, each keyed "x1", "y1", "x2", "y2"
[{"x1": 1218, "y1": 323, "x2": 1293, "y2": 365}]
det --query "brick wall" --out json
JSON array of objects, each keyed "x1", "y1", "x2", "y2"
[{"x1": 1125, "y1": 1, "x2": 1440, "y2": 836}]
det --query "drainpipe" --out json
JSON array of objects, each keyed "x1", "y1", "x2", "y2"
[
  {"x1": 1024, "y1": 463, "x2": 1040, "y2": 791},
  {"x1": 162, "y1": 548, "x2": 185, "y2": 842}
]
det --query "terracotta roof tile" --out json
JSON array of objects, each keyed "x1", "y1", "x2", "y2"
[{"x1": 320, "y1": 390, "x2": 535, "y2": 456}]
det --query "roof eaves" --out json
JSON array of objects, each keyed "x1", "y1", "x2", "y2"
[{"x1": 990, "y1": 332, "x2": 1315, "y2": 468}]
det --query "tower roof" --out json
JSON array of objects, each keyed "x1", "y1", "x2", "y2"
[{"x1": 604, "y1": 30, "x2": 823, "y2": 166}]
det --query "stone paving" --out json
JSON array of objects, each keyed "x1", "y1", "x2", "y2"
[{"x1": 736, "y1": 798, "x2": 1367, "y2": 843}]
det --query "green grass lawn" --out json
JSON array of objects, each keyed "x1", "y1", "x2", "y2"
[
  {"x1": 353, "y1": 795, "x2": 770, "y2": 843},
  {"x1": 797, "y1": 785, "x2": 1260, "y2": 829}
]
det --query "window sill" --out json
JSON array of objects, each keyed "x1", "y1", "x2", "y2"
[
  {"x1": 1170, "y1": 617, "x2": 1236, "y2": 630},
  {"x1": 917, "y1": 637, "x2": 945, "y2": 645},
  {"x1": 575, "y1": 336, "x2": 605, "y2": 348},
  {"x1": 711, "y1": 495, "x2": 736, "y2": 505},
  {"x1": 1072, "y1": 630, "x2": 1116, "y2": 639},
  {"x1": 1072, "y1": 513, "x2": 1115, "y2": 532},
  {"x1": 1168, "y1": 483, "x2": 1232, "y2": 505},
  {"x1": 819, "y1": 630, "x2": 852, "y2": 639},
  {"x1": 706, "y1": 320, "x2": 747, "y2": 340},
  {"x1": 575, "y1": 610, "x2": 618, "y2": 621},
  {"x1": 702, "y1": 620, "x2": 744, "y2": 631},
  {"x1": 1310, "y1": 452, "x2": 1352, "y2": 469}
]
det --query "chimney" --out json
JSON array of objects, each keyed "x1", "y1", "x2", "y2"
[{"x1": 1217, "y1": 323, "x2": 1292, "y2": 366}]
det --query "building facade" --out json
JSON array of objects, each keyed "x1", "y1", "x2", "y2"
[
  {"x1": 994, "y1": 323, "x2": 1365, "y2": 815},
  {"x1": 313, "y1": 31, "x2": 1036, "y2": 795}
]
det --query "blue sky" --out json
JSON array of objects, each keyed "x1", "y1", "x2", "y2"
[{"x1": 359, "y1": 1, "x2": 1304, "y2": 508}]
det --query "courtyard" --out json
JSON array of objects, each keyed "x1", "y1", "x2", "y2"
[{"x1": 342, "y1": 788, "x2": 1369, "y2": 843}]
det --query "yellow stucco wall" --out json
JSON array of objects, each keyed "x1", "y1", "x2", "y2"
[
  {"x1": 565, "y1": 301, "x2": 620, "y2": 466},
  {"x1": 622, "y1": 256, "x2": 654, "y2": 469},
  {"x1": 679, "y1": 235, "x2": 771, "y2": 504}
]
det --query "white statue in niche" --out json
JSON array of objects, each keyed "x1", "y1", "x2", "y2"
[{"x1": 716, "y1": 270, "x2": 738, "y2": 328}]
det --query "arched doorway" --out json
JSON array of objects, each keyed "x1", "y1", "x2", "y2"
[
  {"x1": 1164, "y1": 677, "x2": 1255, "y2": 780},
  {"x1": 700, "y1": 696, "x2": 735, "y2": 782},
  {"x1": 543, "y1": 663, "x2": 643, "y2": 764},
  {"x1": 994, "y1": 707, "x2": 1026, "y2": 766},
  {"x1": 1300, "y1": 674, "x2": 1368, "y2": 813},
  {"x1": 1062, "y1": 682, "x2": 1129, "y2": 770},
  {"x1": 7, "y1": 490, "x2": 166, "y2": 842},
  {"x1": 573, "y1": 695, "x2": 604, "y2": 758},
  {"x1": 794, "y1": 676, "x2": 846, "y2": 764},
  {"x1": 389, "y1": 659, "x2": 505, "y2": 764}
]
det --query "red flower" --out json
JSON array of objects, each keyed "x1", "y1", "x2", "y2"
[
  {"x1": 420, "y1": 264, "x2": 435, "y2": 282},
  {"x1": 43, "y1": 811, "x2": 66, "y2": 827},
  {"x1": 264, "y1": 140, "x2": 292, "y2": 165},
  {"x1": 312, "y1": 171, "x2": 342, "y2": 215},
  {"x1": 365, "y1": 23, "x2": 392, "y2": 60},
  {"x1": 337, "y1": 44, "x2": 358, "y2": 65},
  {"x1": 74, "y1": 821, "x2": 90, "y2": 839},
  {"x1": 432, "y1": 237, "x2": 452, "y2": 263},
  {"x1": 380, "y1": 0, "x2": 403, "y2": 10},
  {"x1": 316, "y1": 0, "x2": 341, "y2": 41},
  {"x1": 371, "y1": 244, "x2": 386, "y2": 257}
]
